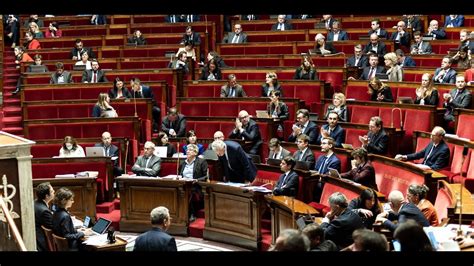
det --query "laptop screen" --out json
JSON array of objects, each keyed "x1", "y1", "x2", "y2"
[
  {"x1": 154, "y1": 146, "x2": 168, "y2": 158},
  {"x1": 86, "y1": 147, "x2": 104, "y2": 157},
  {"x1": 92, "y1": 218, "x2": 112, "y2": 234}
]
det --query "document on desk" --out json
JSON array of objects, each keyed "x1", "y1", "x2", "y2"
[
  {"x1": 216, "y1": 182, "x2": 248, "y2": 187},
  {"x1": 83, "y1": 234, "x2": 109, "y2": 246},
  {"x1": 244, "y1": 186, "x2": 272, "y2": 193}
]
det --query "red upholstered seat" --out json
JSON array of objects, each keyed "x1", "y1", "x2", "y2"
[
  {"x1": 378, "y1": 107, "x2": 405, "y2": 129},
  {"x1": 344, "y1": 128, "x2": 366, "y2": 148},
  {"x1": 402, "y1": 109, "x2": 432, "y2": 152},
  {"x1": 345, "y1": 84, "x2": 370, "y2": 101},
  {"x1": 191, "y1": 122, "x2": 220, "y2": 139},
  {"x1": 456, "y1": 114, "x2": 474, "y2": 141},
  {"x1": 463, "y1": 151, "x2": 474, "y2": 193},
  {"x1": 434, "y1": 181, "x2": 454, "y2": 224},
  {"x1": 350, "y1": 106, "x2": 379, "y2": 124},
  {"x1": 309, "y1": 182, "x2": 360, "y2": 216},
  {"x1": 413, "y1": 137, "x2": 432, "y2": 164},
  {"x1": 180, "y1": 102, "x2": 210, "y2": 117},
  {"x1": 372, "y1": 160, "x2": 424, "y2": 198},
  {"x1": 440, "y1": 145, "x2": 471, "y2": 183}
]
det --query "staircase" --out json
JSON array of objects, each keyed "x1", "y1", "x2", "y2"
[
  {"x1": 1, "y1": 50, "x2": 23, "y2": 136},
  {"x1": 96, "y1": 199, "x2": 121, "y2": 231}
]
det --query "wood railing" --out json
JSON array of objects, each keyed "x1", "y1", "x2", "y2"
[{"x1": 0, "y1": 195, "x2": 27, "y2": 251}]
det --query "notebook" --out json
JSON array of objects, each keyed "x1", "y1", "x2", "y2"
[
  {"x1": 85, "y1": 147, "x2": 104, "y2": 157},
  {"x1": 91, "y1": 217, "x2": 112, "y2": 235},
  {"x1": 398, "y1": 97, "x2": 414, "y2": 104},
  {"x1": 255, "y1": 110, "x2": 270, "y2": 118},
  {"x1": 154, "y1": 146, "x2": 168, "y2": 158}
]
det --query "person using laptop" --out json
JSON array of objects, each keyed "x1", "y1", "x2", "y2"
[
  {"x1": 267, "y1": 90, "x2": 289, "y2": 121},
  {"x1": 272, "y1": 156, "x2": 299, "y2": 197},
  {"x1": 50, "y1": 62, "x2": 73, "y2": 84},
  {"x1": 156, "y1": 132, "x2": 177, "y2": 157},
  {"x1": 288, "y1": 109, "x2": 318, "y2": 144},
  {"x1": 414, "y1": 73, "x2": 439, "y2": 106},
  {"x1": 95, "y1": 131, "x2": 123, "y2": 177},
  {"x1": 220, "y1": 74, "x2": 246, "y2": 98},
  {"x1": 228, "y1": 110, "x2": 263, "y2": 155},
  {"x1": 27, "y1": 54, "x2": 48, "y2": 72},
  {"x1": 340, "y1": 148, "x2": 377, "y2": 190},
  {"x1": 359, "y1": 116, "x2": 388, "y2": 155},
  {"x1": 132, "y1": 141, "x2": 161, "y2": 177},
  {"x1": 267, "y1": 138, "x2": 290, "y2": 161},
  {"x1": 161, "y1": 107, "x2": 187, "y2": 137},
  {"x1": 211, "y1": 139, "x2": 257, "y2": 184},
  {"x1": 316, "y1": 111, "x2": 345, "y2": 148},
  {"x1": 34, "y1": 182, "x2": 55, "y2": 251},
  {"x1": 133, "y1": 206, "x2": 177, "y2": 251},
  {"x1": 292, "y1": 134, "x2": 316, "y2": 167},
  {"x1": 58, "y1": 136, "x2": 85, "y2": 158},
  {"x1": 178, "y1": 144, "x2": 208, "y2": 221},
  {"x1": 74, "y1": 51, "x2": 92, "y2": 70},
  {"x1": 52, "y1": 187, "x2": 93, "y2": 251}
]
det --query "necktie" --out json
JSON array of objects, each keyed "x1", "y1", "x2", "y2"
[
  {"x1": 318, "y1": 156, "x2": 328, "y2": 173},
  {"x1": 299, "y1": 150, "x2": 304, "y2": 161},
  {"x1": 187, "y1": 15, "x2": 192, "y2": 23},
  {"x1": 355, "y1": 57, "x2": 360, "y2": 66},
  {"x1": 145, "y1": 156, "x2": 151, "y2": 168},
  {"x1": 273, "y1": 152, "x2": 278, "y2": 159},
  {"x1": 368, "y1": 67, "x2": 375, "y2": 79},
  {"x1": 454, "y1": 90, "x2": 461, "y2": 100},
  {"x1": 104, "y1": 147, "x2": 109, "y2": 156},
  {"x1": 171, "y1": 15, "x2": 175, "y2": 23},
  {"x1": 229, "y1": 88, "x2": 234, "y2": 97},
  {"x1": 281, "y1": 173, "x2": 289, "y2": 186},
  {"x1": 423, "y1": 144, "x2": 436, "y2": 164},
  {"x1": 93, "y1": 72, "x2": 97, "y2": 83},
  {"x1": 279, "y1": 23, "x2": 283, "y2": 30}
]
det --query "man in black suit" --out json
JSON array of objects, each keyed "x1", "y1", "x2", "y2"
[
  {"x1": 395, "y1": 126, "x2": 450, "y2": 170},
  {"x1": 95, "y1": 131, "x2": 123, "y2": 176},
  {"x1": 346, "y1": 44, "x2": 368, "y2": 68},
  {"x1": 363, "y1": 33, "x2": 387, "y2": 60},
  {"x1": 395, "y1": 49, "x2": 416, "y2": 67},
  {"x1": 316, "y1": 111, "x2": 345, "y2": 148},
  {"x1": 271, "y1": 15, "x2": 293, "y2": 31},
  {"x1": 273, "y1": 156, "x2": 299, "y2": 197},
  {"x1": 359, "y1": 116, "x2": 388, "y2": 155},
  {"x1": 81, "y1": 59, "x2": 108, "y2": 83},
  {"x1": 327, "y1": 20, "x2": 349, "y2": 41},
  {"x1": 131, "y1": 77, "x2": 162, "y2": 132},
  {"x1": 211, "y1": 140, "x2": 257, "y2": 183},
  {"x1": 133, "y1": 206, "x2": 177, "y2": 251},
  {"x1": 220, "y1": 74, "x2": 246, "y2": 97},
  {"x1": 34, "y1": 182, "x2": 54, "y2": 251},
  {"x1": 132, "y1": 141, "x2": 161, "y2": 177},
  {"x1": 222, "y1": 23, "x2": 248, "y2": 44},
  {"x1": 228, "y1": 110, "x2": 263, "y2": 155},
  {"x1": 403, "y1": 15, "x2": 423, "y2": 32},
  {"x1": 357, "y1": 54, "x2": 386, "y2": 80},
  {"x1": 442, "y1": 75, "x2": 472, "y2": 123},
  {"x1": 288, "y1": 109, "x2": 318, "y2": 144},
  {"x1": 181, "y1": 25, "x2": 201, "y2": 45},
  {"x1": 292, "y1": 134, "x2": 316, "y2": 166},
  {"x1": 161, "y1": 107, "x2": 187, "y2": 138},
  {"x1": 375, "y1": 190, "x2": 429, "y2": 232},
  {"x1": 70, "y1": 38, "x2": 96, "y2": 60},
  {"x1": 390, "y1": 21, "x2": 411, "y2": 50},
  {"x1": 368, "y1": 19, "x2": 389, "y2": 39},
  {"x1": 320, "y1": 192, "x2": 364, "y2": 250}
]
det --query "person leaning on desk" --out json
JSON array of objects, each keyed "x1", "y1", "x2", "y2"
[{"x1": 132, "y1": 141, "x2": 162, "y2": 177}]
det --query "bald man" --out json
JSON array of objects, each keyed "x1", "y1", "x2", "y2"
[
  {"x1": 228, "y1": 110, "x2": 263, "y2": 155},
  {"x1": 95, "y1": 131, "x2": 123, "y2": 176}
]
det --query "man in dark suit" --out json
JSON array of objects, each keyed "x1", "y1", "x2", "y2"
[
  {"x1": 211, "y1": 140, "x2": 257, "y2": 183},
  {"x1": 133, "y1": 206, "x2": 177, "y2": 251},
  {"x1": 222, "y1": 23, "x2": 248, "y2": 44},
  {"x1": 95, "y1": 131, "x2": 123, "y2": 176},
  {"x1": 178, "y1": 144, "x2": 208, "y2": 221},
  {"x1": 390, "y1": 21, "x2": 411, "y2": 49},
  {"x1": 161, "y1": 107, "x2": 187, "y2": 138},
  {"x1": 316, "y1": 111, "x2": 345, "y2": 148},
  {"x1": 131, "y1": 77, "x2": 162, "y2": 132},
  {"x1": 368, "y1": 19, "x2": 389, "y2": 39},
  {"x1": 81, "y1": 59, "x2": 108, "y2": 83},
  {"x1": 363, "y1": 33, "x2": 387, "y2": 59},
  {"x1": 426, "y1": 19, "x2": 446, "y2": 40},
  {"x1": 346, "y1": 44, "x2": 368, "y2": 68},
  {"x1": 268, "y1": 138, "x2": 291, "y2": 160},
  {"x1": 50, "y1": 62, "x2": 73, "y2": 84},
  {"x1": 358, "y1": 54, "x2": 386, "y2": 80},
  {"x1": 288, "y1": 109, "x2": 318, "y2": 144},
  {"x1": 459, "y1": 29, "x2": 474, "y2": 54},
  {"x1": 241, "y1": 14, "x2": 259, "y2": 21},
  {"x1": 322, "y1": 15, "x2": 335, "y2": 30},
  {"x1": 70, "y1": 38, "x2": 96, "y2": 60},
  {"x1": 327, "y1": 20, "x2": 349, "y2": 41},
  {"x1": 292, "y1": 134, "x2": 316, "y2": 166},
  {"x1": 271, "y1": 15, "x2": 293, "y2": 31},
  {"x1": 181, "y1": 25, "x2": 201, "y2": 45},
  {"x1": 132, "y1": 141, "x2": 161, "y2": 177},
  {"x1": 34, "y1": 182, "x2": 54, "y2": 251},
  {"x1": 320, "y1": 192, "x2": 364, "y2": 250},
  {"x1": 273, "y1": 156, "x2": 299, "y2": 197},
  {"x1": 433, "y1": 56, "x2": 457, "y2": 84},
  {"x1": 442, "y1": 75, "x2": 472, "y2": 123},
  {"x1": 395, "y1": 126, "x2": 450, "y2": 170},
  {"x1": 168, "y1": 50, "x2": 190, "y2": 74},
  {"x1": 314, "y1": 137, "x2": 341, "y2": 175},
  {"x1": 359, "y1": 116, "x2": 388, "y2": 155},
  {"x1": 410, "y1": 31, "x2": 433, "y2": 55},
  {"x1": 395, "y1": 49, "x2": 416, "y2": 67},
  {"x1": 220, "y1": 74, "x2": 246, "y2": 97},
  {"x1": 228, "y1": 110, "x2": 263, "y2": 155},
  {"x1": 403, "y1": 15, "x2": 423, "y2": 32},
  {"x1": 376, "y1": 190, "x2": 429, "y2": 232}
]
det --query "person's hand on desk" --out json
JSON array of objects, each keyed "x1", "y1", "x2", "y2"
[
  {"x1": 79, "y1": 228, "x2": 94, "y2": 237},
  {"x1": 358, "y1": 208, "x2": 374, "y2": 218},
  {"x1": 375, "y1": 211, "x2": 388, "y2": 223}
]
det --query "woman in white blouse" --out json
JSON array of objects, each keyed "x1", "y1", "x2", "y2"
[
  {"x1": 58, "y1": 136, "x2": 85, "y2": 157},
  {"x1": 74, "y1": 51, "x2": 92, "y2": 69}
]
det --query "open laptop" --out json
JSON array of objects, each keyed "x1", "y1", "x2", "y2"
[
  {"x1": 91, "y1": 217, "x2": 112, "y2": 235},
  {"x1": 85, "y1": 147, "x2": 104, "y2": 157},
  {"x1": 267, "y1": 158, "x2": 282, "y2": 166},
  {"x1": 154, "y1": 146, "x2": 168, "y2": 158},
  {"x1": 375, "y1": 73, "x2": 389, "y2": 81},
  {"x1": 295, "y1": 161, "x2": 311, "y2": 171},
  {"x1": 28, "y1": 65, "x2": 48, "y2": 73},
  {"x1": 255, "y1": 110, "x2": 270, "y2": 119},
  {"x1": 398, "y1": 97, "x2": 414, "y2": 104},
  {"x1": 72, "y1": 64, "x2": 87, "y2": 71},
  {"x1": 341, "y1": 143, "x2": 354, "y2": 150}
]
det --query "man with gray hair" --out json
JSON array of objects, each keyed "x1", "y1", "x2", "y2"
[
  {"x1": 375, "y1": 190, "x2": 429, "y2": 232},
  {"x1": 320, "y1": 192, "x2": 364, "y2": 250},
  {"x1": 220, "y1": 74, "x2": 246, "y2": 98},
  {"x1": 268, "y1": 229, "x2": 310, "y2": 251},
  {"x1": 133, "y1": 206, "x2": 177, "y2": 251},
  {"x1": 132, "y1": 141, "x2": 161, "y2": 177},
  {"x1": 211, "y1": 139, "x2": 257, "y2": 183},
  {"x1": 395, "y1": 126, "x2": 450, "y2": 170}
]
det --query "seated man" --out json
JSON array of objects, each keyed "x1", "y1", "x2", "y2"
[
  {"x1": 433, "y1": 56, "x2": 457, "y2": 84},
  {"x1": 410, "y1": 31, "x2": 433, "y2": 55},
  {"x1": 359, "y1": 116, "x2": 388, "y2": 155},
  {"x1": 81, "y1": 59, "x2": 108, "y2": 83},
  {"x1": 95, "y1": 131, "x2": 123, "y2": 177},
  {"x1": 161, "y1": 107, "x2": 187, "y2": 138},
  {"x1": 314, "y1": 137, "x2": 341, "y2": 175},
  {"x1": 272, "y1": 156, "x2": 299, "y2": 197},
  {"x1": 271, "y1": 15, "x2": 293, "y2": 31},
  {"x1": 390, "y1": 21, "x2": 411, "y2": 49},
  {"x1": 442, "y1": 75, "x2": 472, "y2": 124},
  {"x1": 340, "y1": 148, "x2": 378, "y2": 190},
  {"x1": 211, "y1": 140, "x2": 257, "y2": 183},
  {"x1": 133, "y1": 206, "x2": 177, "y2": 251},
  {"x1": 220, "y1": 74, "x2": 246, "y2": 97},
  {"x1": 292, "y1": 134, "x2": 316, "y2": 166},
  {"x1": 228, "y1": 110, "x2": 263, "y2": 155},
  {"x1": 70, "y1": 38, "x2": 96, "y2": 60},
  {"x1": 132, "y1": 141, "x2": 161, "y2": 177},
  {"x1": 34, "y1": 182, "x2": 55, "y2": 251},
  {"x1": 346, "y1": 44, "x2": 368, "y2": 68},
  {"x1": 375, "y1": 190, "x2": 429, "y2": 232},
  {"x1": 222, "y1": 24, "x2": 248, "y2": 44},
  {"x1": 316, "y1": 111, "x2": 344, "y2": 148},
  {"x1": 267, "y1": 138, "x2": 291, "y2": 160},
  {"x1": 395, "y1": 126, "x2": 450, "y2": 170},
  {"x1": 168, "y1": 51, "x2": 190, "y2": 74},
  {"x1": 301, "y1": 223, "x2": 338, "y2": 251},
  {"x1": 130, "y1": 77, "x2": 162, "y2": 132},
  {"x1": 288, "y1": 109, "x2": 318, "y2": 144},
  {"x1": 269, "y1": 229, "x2": 310, "y2": 251},
  {"x1": 425, "y1": 19, "x2": 446, "y2": 40},
  {"x1": 50, "y1": 62, "x2": 73, "y2": 84}
]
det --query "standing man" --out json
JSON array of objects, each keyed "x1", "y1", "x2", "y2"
[
  {"x1": 95, "y1": 131, "x2": 123, "y2": 176},
  {"x1": 220, "y1": 74, "x2": 247, "y2": 97},
  {"x1": 132, "y1": 141, "x2": 161, "y2": 177},
  {"x1": 359, "y1": 116, "x2": 388, "y2": 155},
  {"x1": 133, "y1": 206, "x2": 177, "y2": 251},
  {"x1": 81, "y1": 59, "x2": 108, "y2": 83},
  {"x1": 161, "y1": 107, "x2": 187, "y2": 138},
  {"x1": 211, "y1": 140, "x2": 257, "y2": 183},
  {"x1": 288, "y1": 109, "x2": 318, "y2": 144},
  {"x1": 35, "y1": 182, "x2": 55, "y2": 251},
  {"x1": 131, "y1": 77, "x2": 162, "y2": 132},
  {"x1": 316, "y1": 111, "x2": 345, "y2": 148},
  {"x1": 223, "y1": 24, "x2": 248, "y2": 44},
  {"x1": 228, "y1": 110, "x2": 263, "y2": 155}
]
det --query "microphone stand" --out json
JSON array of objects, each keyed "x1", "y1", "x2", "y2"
[
  {"x1": 457, "y1": 145, "x2": 469, "y2": 236},
  {"x1": 133, "y1": 90, "x2": 138, "y2": 117},
  {"x1": 176, "y1": 142, "x2": 180, "y2": 180},
  {"x1": 123, "y1": 138, "x2": 129, "y2": 176}
]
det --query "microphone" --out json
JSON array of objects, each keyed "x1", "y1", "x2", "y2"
[
  {"x1": 463, "y1": 145, "x2": 469, "y2": 157},
  {"x1": 107, "y1": 226, "x2": 116, "y2": 244}
]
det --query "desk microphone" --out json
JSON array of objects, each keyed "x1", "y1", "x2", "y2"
[{"x1": 107, "y1": 226, "x2": 116, "y2": 244}]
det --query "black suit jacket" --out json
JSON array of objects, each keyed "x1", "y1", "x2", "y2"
[
  {"x1": 179, "y1": 157, "x2": 208, "y2": 181},
  {"x1": 340, "y1": 161, "x2": 378, "y2": 190},
  {"x1": 261, "y1": 84, "x2": 282, "y2": 97},
  {"x1": 161, "y1": 114, "x2": 187, "y2": 137},
  {"x1": 81, "y1": 69, "x2": 108, "y2": 83},
  {"x1": 366, "y1": 129, "x2": 388, "y2": 155},
  {"x1": 347, "y1": 55, "x2": 369, "y2": 68},
  {"x1": 218, "y1": 140, "x2": 257, "y2": 183},
  {"x1": 292, "y1": 148, "x2": 316, "y2": 166},
  {"x1": 70, "y1": 47, "x2": 95, "y2": 60},
  {"x1": 109, "y1": 87, "x2": 132, "y2": 99},
  {"x1": 288, "y1": 121, "x2": 318, "y2": 144},
  {"x1": 320, "y1": 208, "x2": 364, "y2": 249},
  {"x1": 390, "y1": 31, "x2": 411, "y2": 48},
  {"x1": 94, "y1": 143, "x2": 119, "y2": 166},
  {"x1": 316, "y1": 124, "x2": 345, "y2": 148},
  {"x1": 368, "y1": 29, "x2": 389, "y2": 39},
  {"x1": 359, "y1": 66, "x2": 386, "y2": 80},
  {"x1": 273, "y1": 171, "x2": 299, "y2": 197},
  {"x1": 52, "y1": 208, "x2": 84, "y2": 250},
  {"x1": 271, "y1": 22, "x2": 293, "y2": 31},
  {"x1": 370, "y1": 87, "x2": 393, "y2": 102},
  {"x1": 228, "y1": 119, "x2": 263, "y2": 154},
  {"x1": 363, "y1": 41, "x2": 387, "y2": 57},
  {"x1": 181, "y1": 32, "x2": 201, "y2": 45},
  {"x1": 383, "y1": 202, "x2": 430, "y2": 232},
  {"x1": 133, "y1": 227, "x2": 177, "y2": 251},
  {"x1": 35, "y1": 200, "x2": 53, "y2": 251},
  {"x1": 406, "y1": 140, "x2": 450, "y2": 170},
  {"x1": 132, "y1": 85, "x2": 158, "y2": 107}
]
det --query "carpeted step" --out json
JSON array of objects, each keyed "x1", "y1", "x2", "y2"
[
  {"x1": 1, "y1": 127, "x2": 23, "y2": 135},
  {"x1": 261, "y1": 218, "x2": 271, "y2": 229},
  {"x1": 96, "y1": 201, "x2": 116, "y2": 213},
  {"x1": 4, "y1": 68, "x2": 20, "y2": 74},
  {"x1": 4, "y1": 73, "x2": 20, "y2": 78},
  {"x1": 2, "y1": 117, "x2": 22, "y2": 127},
  {"x1": 3, "y1": 106, "x2": 22, "y2": 116},
  {"x1": 260, "y1": 232, "x2": 273, "y2": 251},
  {"x1": 4, "y1": 79, "x2": 18, "y2": 85},
  {"x1": 3, "y1": 98, "x2": 21, "y2": 107},
  {"x1": 189, "y1": 218, "x2": 205, "y2": 238},
  {"x1": 113, "y1": 198, "x2": 120, "y2": 210},
  {"x1": 196, "y1": 209, "x2": 205, "y2": 218},
  {"x1": 97, "y1": 210, "x2": 120, "y2": 231}
]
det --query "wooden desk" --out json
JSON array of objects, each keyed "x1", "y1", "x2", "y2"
[
  {"x1": 200, "y1": 181, "x2": 268, "y2": 250},
  {"x1": 83, "y1": 236, "x2": 127, "y2": 251},
  {"x1": 439, "y1": 181, "x2": 474, "y2": 225},
  {"x1": 117, "y1": 176, "x2": 193, "y2": 235},
  {"x1": 265, "y1": 195, "x2": 318, "y2": 243}
]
